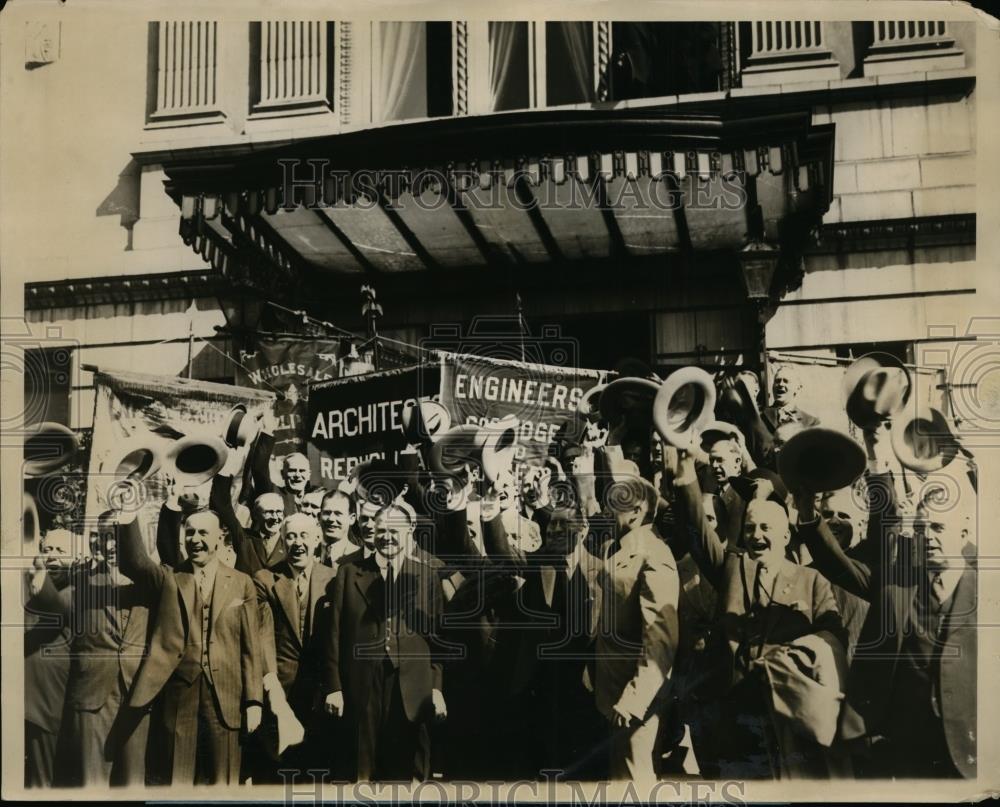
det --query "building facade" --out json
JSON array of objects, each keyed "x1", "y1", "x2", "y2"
[{"x1": 6, "y1": 11, "x2": 978, "y2": 433}]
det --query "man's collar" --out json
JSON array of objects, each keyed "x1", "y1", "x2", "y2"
[
  {"x1": 196, "y1": 556, "x2": 220, "y2": 579},
  {"x1": 374, "y1": 551, "x2": 405, "y2": 577},
  {"x1": 931, "y1": 566, "x2": 964, "y2": 603}
]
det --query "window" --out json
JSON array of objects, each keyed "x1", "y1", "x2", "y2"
[
  {"x1": 489, "y1": 22, "x2": 531, "y2": 111},
  {"x1": 545, "y1": 22, "x2": 594, "y2": 106},
  {"x1": 609, "y1": 22, "x2": 722, "y2": 100},
  {"x1": 372, "y1": 22, "x2": 452, "y2": 122},
  {"x1": 484, "y1": 21, "x2": 597, "y2": 112}
]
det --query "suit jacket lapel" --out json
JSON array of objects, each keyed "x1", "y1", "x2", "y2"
[
  {"x1": 944, "y1": 564, "x2": 976, "y2": 632},
  {"x1": 354, "y1": 558, "x2": 383, "y2": 617},
  {"x1": 178, "y1": 570, "x2": 197, "y2": 628},
  {"x1": 268, "y1": 537, "x2": 287, "y2": 567},
  {"x1": 211, "y1": 565, "x2": 237, "y2": 634}
]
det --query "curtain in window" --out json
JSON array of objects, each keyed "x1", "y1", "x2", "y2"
[
  {"x1": 489, "y1": 21, "x2": 530, "y2": 111},
  {"x1": 546, "y1": 22, "x2": 593, "y2": 106},
  {"x1": 377, "y1": 22, "x2": 427, "y2": 121}
]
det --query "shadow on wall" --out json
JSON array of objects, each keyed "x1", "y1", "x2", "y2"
[{"x1": 96, "y1": 159, "x2": 141, "y2": 249}]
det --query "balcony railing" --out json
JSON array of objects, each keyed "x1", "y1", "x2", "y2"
[
  {"x1": 740, "y1": 21, "x2": 840, "y2": 86},
  {"x1": 864, "y1": 20, "x2": 964, "y2": 75},
  {"x1": 750, "y1": 21, "x2": 827, "y2": 56},
  {"x1": 874, "y1": 20, "x2": 951, "y2": 45}
]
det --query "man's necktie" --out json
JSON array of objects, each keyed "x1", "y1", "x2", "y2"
[
  {"x1": 754, "y1": 566, "x2": 772, "y2": 607},
  {"x1": 296, "y1": 573, "x2": 308, "y2": 637},
  {"x1": 198, "y1": 569, "x2": 210, "y2": 601}
]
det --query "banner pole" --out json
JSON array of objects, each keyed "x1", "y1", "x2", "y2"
[{"x1": 186, "y1": 320, "x2": 194, "y2": 380}]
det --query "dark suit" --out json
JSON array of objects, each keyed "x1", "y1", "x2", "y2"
[
  {"x1": 761, "y1": 404, "x2": 820, "y2": 431},
  {"x1": 212, "y1": 474, "x2": 287, "y2": 577},
  {"x1": 119, "y1": 517, "x2": 263, "y2": 785},
  {"x1": 674, "y1": 479, "x2": 845, "y2": 779},
  {"x1": 254, "y1": 560, "x2": 337, "y2": 775},
  {"x1": 325, "y1": 553, "x2": 444, "y2": 781},
  {"x1": 27, "y1": 561, "x2": 153, "y2": 786},
  {"x1": 799, "y1": 473, "x2": 976, "y2": 779},
  {"x1": 23, "y1": 571, "x2": 71, "y2": 788}
]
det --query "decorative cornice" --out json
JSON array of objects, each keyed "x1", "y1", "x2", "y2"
[
  {"x1": 25, "y1": 270, "x2": 230, "y2": 310},
  {"x1": 807, "y1": 214, "x2": 976, "y2": 253}
]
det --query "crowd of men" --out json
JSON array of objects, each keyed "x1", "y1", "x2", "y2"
[{"x1": 23, "y1": 360, "x2": 977, "y2": 787}]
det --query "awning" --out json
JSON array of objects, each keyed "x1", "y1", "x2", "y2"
[{"x1": 156, "y1": 107, "x2": 834, "y2": 300}]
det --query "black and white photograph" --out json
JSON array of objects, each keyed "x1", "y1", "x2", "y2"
[{"x1": 1, "y1": 0, "x2": 997, "y2": 801}]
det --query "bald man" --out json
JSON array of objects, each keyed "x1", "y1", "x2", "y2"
[
  {"x1": 665, "y1": 447, "x2": 845, "y2": 779},
  {"x1": 253, "y1": 513, "x2": 338, "y2": 778}
]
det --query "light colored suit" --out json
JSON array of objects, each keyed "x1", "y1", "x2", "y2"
[
  {"x1": 119, "y1": 517, "x2": 263, "y2": 784},
  {"x1": 594, "y1": 523, "x2": 680, "y2": 781}
]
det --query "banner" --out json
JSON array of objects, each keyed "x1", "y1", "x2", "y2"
[
  {"x1": 439, "y1": 353, "x2": 607, "y2": 464},
  {"x1": 306, "y1": 363, "x2": 442, "y2": 484},
  {"x1": 85, "y1": 369, "x2": 275, "y2": 555},
  {"x1": 235, "y1": 337, "x2": 342, "y2": 459}
]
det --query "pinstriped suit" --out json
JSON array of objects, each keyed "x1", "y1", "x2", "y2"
[
  {"x1": 27, "y1": 562, "x2": 152, "y2": 786},
  {"x1": 119, "y1": 517, "x2": 263, "y2": 784}
]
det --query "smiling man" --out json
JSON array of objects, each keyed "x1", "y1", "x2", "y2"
[
  {"x1": 666, "y1": 446, "x2": 845, "y2": 779},
  {"x1": 252, "y1": 513, "x2": 338, "y2": 779},
  {"x1": 211, "y1": 481, "x2": 289, "y2": 577},
  {"x1": 318, "y1": 488, "x2": 360, "y2": 569},
  {"x1": 761, "y1": 365, "x2": 821, "y2": 437},
  {"x1": 118, "y1": 501, "x2": 263, "y2": 785},
  {"x1": 324, "y1": 501, "x2": 447, "y2": 782}
]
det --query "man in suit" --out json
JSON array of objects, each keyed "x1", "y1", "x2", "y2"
[
  {"x1": 269, "y1": 453, "x2": 318, "y2": 516},
  {"x1": 23, "y1": 528, "x2": 73, "y2": 788},
  {"x1": 666, "y1": 447, "x2": 845, "y2": 779},
  {"x1": 118, "y1": 498, "x2": 263, "y2": 785},
  {"x1": 323, "y1": 500, "x2": 447, "y2": 782},
  {"x1": 212, "y1": 476, "x2": 287, "y2": 576},
  {"x1": 762, "y1": 364, "x2": 820, "y2": 432},
  {"x1": 591, "y1": 474, "x2": 680, "y2": 782},
  {"x1": 253, "y1": 513, "x2": 338, "y2": 778},
  {"x1": 26, "y1": 518, "x2": 154, "y2": 787},
  {"x1": 795, "y1": 432, "x2": 976, "y2": 779},
  {"x1": 318, "y1": 488, "x2": 360, "y2": 570},
  {"x1": 702, "y1": 428, "x2": 751, "y2": 547}
]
